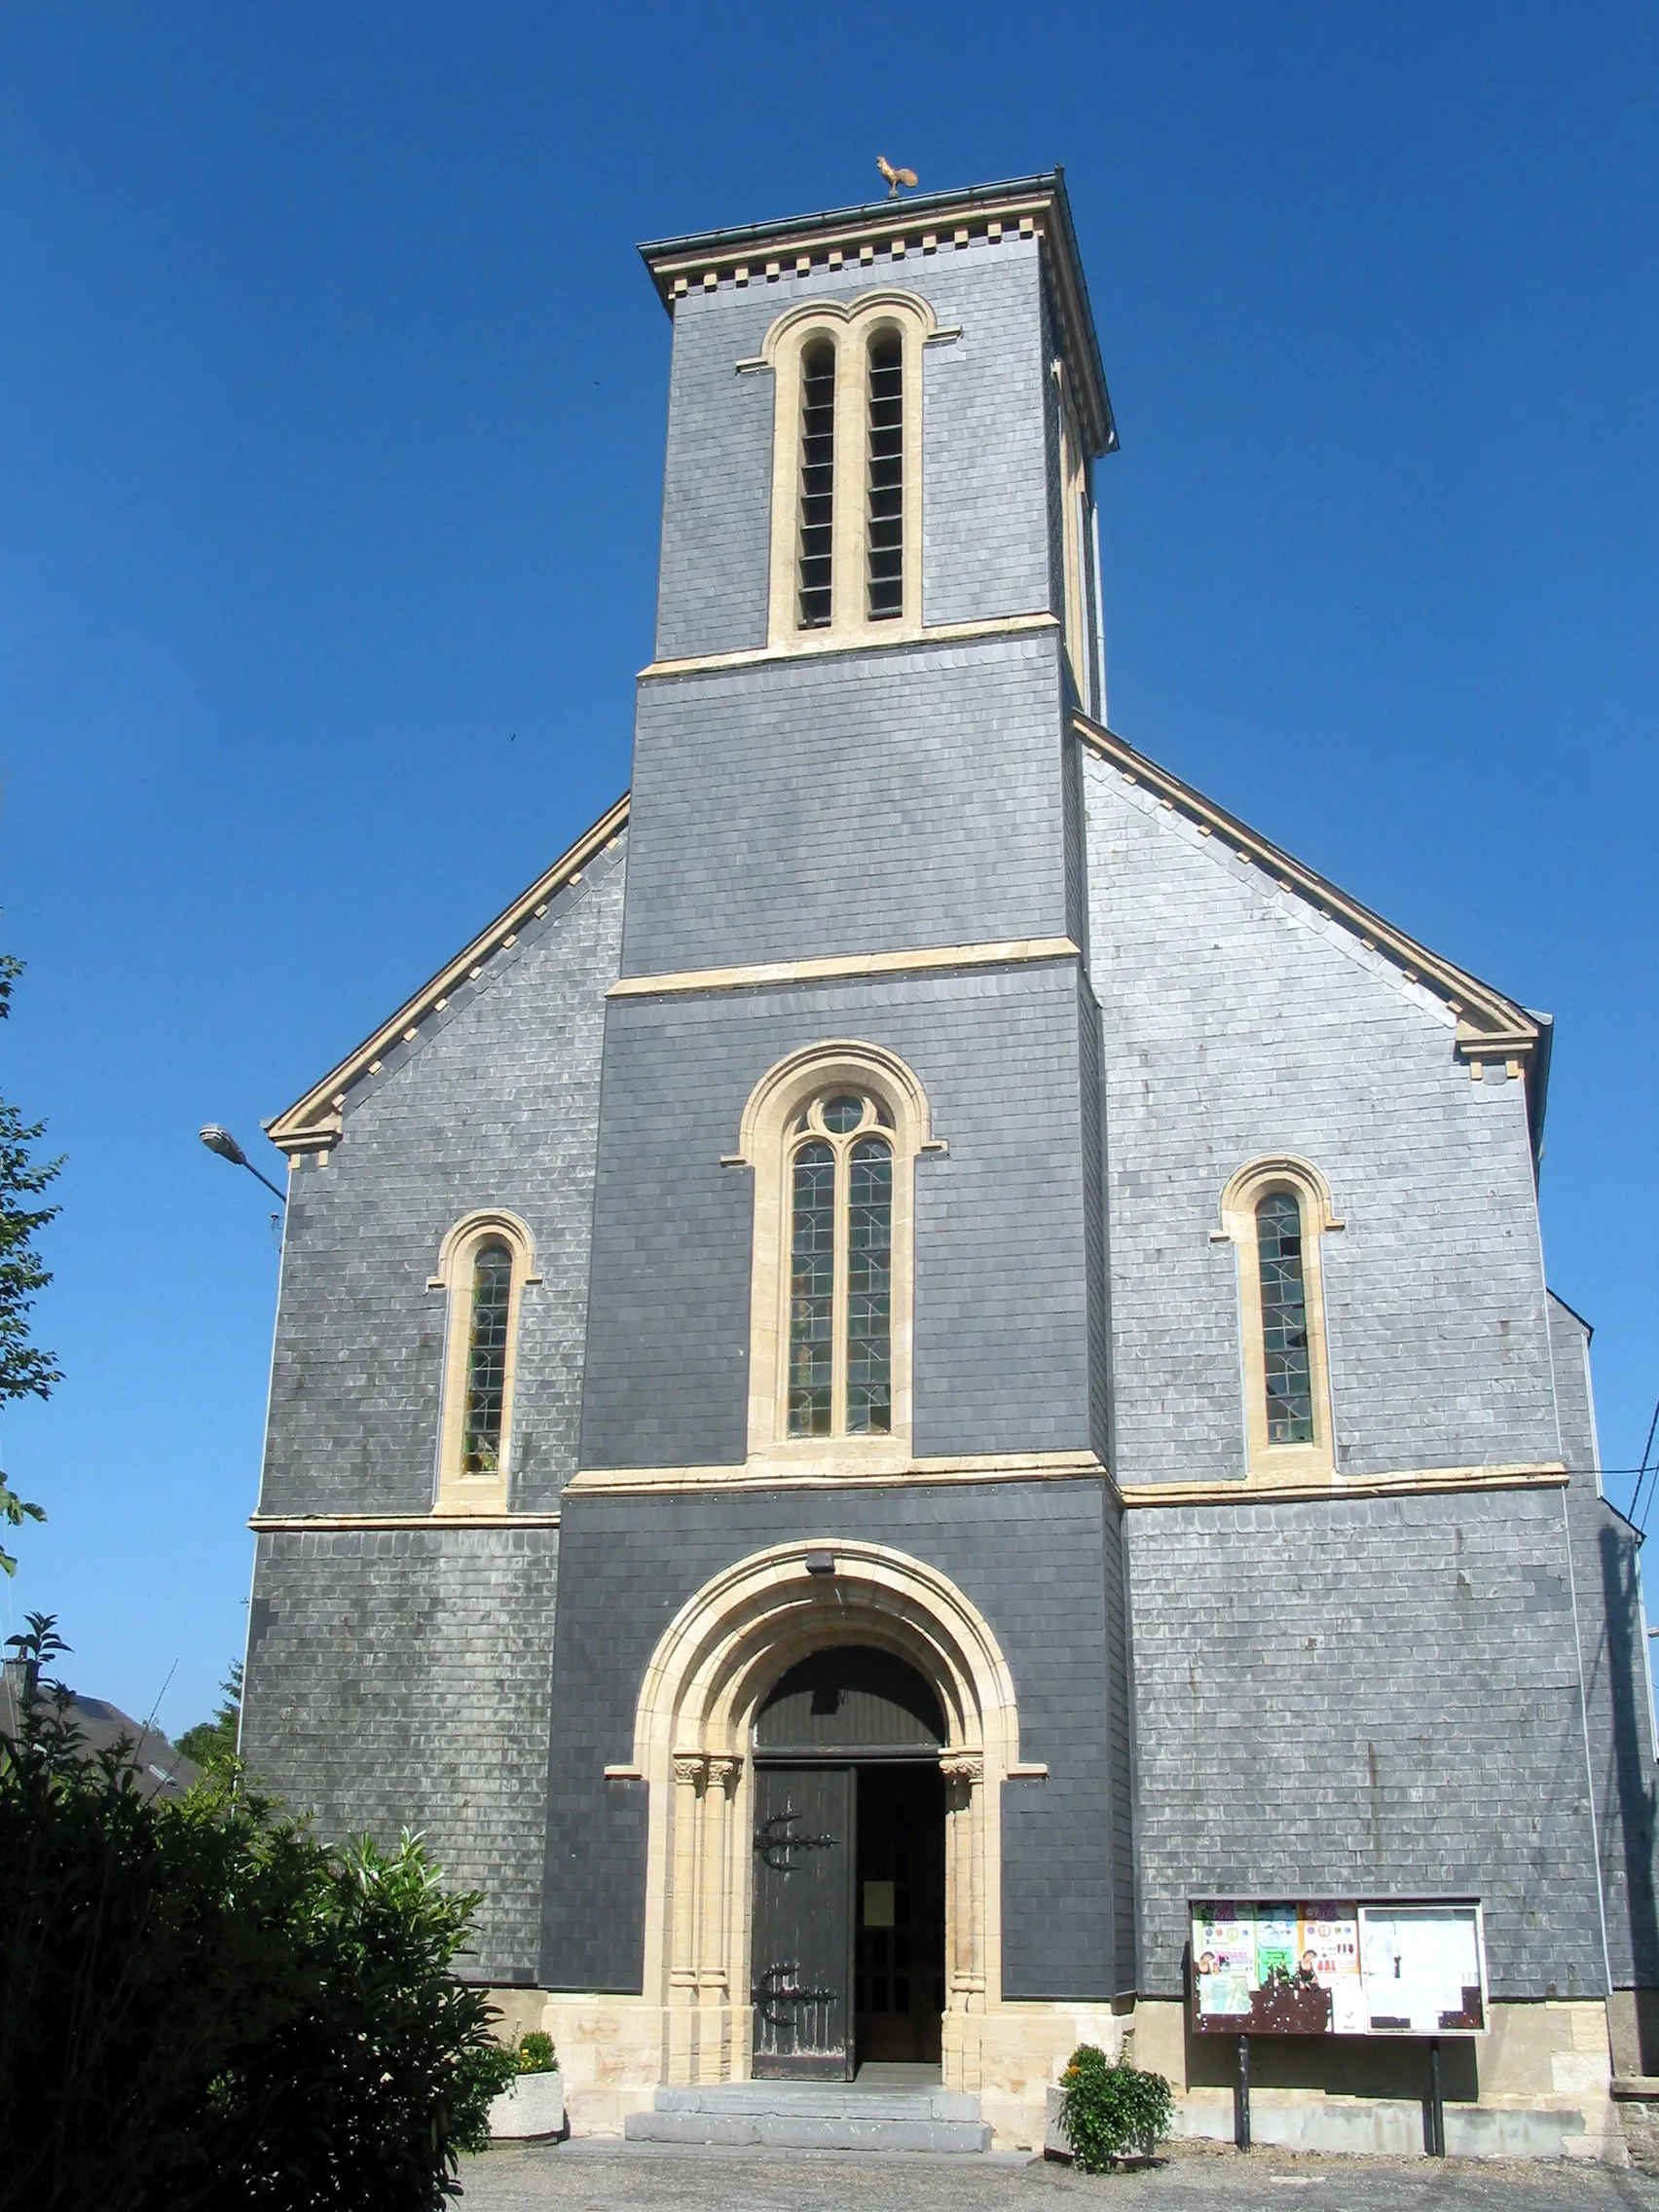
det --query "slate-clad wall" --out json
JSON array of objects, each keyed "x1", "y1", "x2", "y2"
[
  {"x1": 1039, "y1": 268, "x2": 1067, "y2": 660},
  {"x1": 1084, "y1": 756, "x2": 1559, "y2": 1483},
  {"x1": 241, "y1": 1526, "x2": 560, "y2": 1983},
  {"x1": 579, "y1": 961, "x2": 1098, "y2": 1470},
  {"x1": 541, "y1": 1482, "x2": 1124, "y2": 1999},
  {"x1": 652, "y1": 236, "x2": 1055, "y2": 663},
  {"x1": 1550, "y1": 1295, "x2": 1659, "y2": 1990},
  {"x1": 622, "y1": 632, "x2": 1068, "y2": 978},
  {"x1": 1101, "y1": 1494, "x2": 1138, "y2": 1982},
  {"x1": 260, "y1": 838, "x2": 625, "y2": 1518},
  {"x1": 1124, "y1": 1486, "x2": 1605, "y2": 1999},
  {"x1": 1078, "y1": 982, "x2": 1112, "y2": 1465}
]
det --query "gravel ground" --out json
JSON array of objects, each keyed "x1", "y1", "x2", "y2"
[{"x1": 458, "y1": 2137, "x2": 1659, "y2": 2212}]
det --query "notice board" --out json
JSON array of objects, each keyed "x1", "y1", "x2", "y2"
[{"x1": 1189, "y1": 1900, "x2": 1487, "y2": 2037}]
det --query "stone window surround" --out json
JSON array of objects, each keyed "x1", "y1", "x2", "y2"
[
  {"x1": 730, "y1": 1040, "x2": 937, "y2": 1475},
  {"x1": 1052, "y1": 359, "x2": 1094, "y2": 710},
  {"x1": 753, "y1": 290, "x2": 935, "y2": 649},
  {"x1": 427, "y1": 1208, "x2": 541, "y2": 1514},
  {"x1": 1215, "y1": 1156, "x2": 1344, "y2": 1487}
]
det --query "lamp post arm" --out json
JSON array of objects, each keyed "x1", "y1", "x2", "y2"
[{"x1": 243, "y1": 1161, "x2": 288, "y2": 1207}]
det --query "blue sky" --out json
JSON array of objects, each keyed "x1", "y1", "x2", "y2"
[{"x1": 1, "y1": 1, "x2": 1653, "y2": 1733}]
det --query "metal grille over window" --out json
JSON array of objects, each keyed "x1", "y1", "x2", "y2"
[
  {"x1": 866, "y1": 333, "x2": 903, "y2": 619},
  {"x1": 797, "y1": 341, "x2": 835, "y2": 628},
  {"x1": 1257, "y1": 1192, "x2": 1314, "y2": 1444},
  {"x1": 787, "y1": 1094, "x2": 893, "y2": 1437},
  {"x1": 461, "y1": 1240, "x2": 513, "y2": 1473}
]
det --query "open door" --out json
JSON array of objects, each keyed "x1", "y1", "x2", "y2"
[
  {"x1": 751, "y1": 1764, "x2": 854, "y2": 2079},
  {"x1": 855, "y1": 1761, "x2": 945, "y2": 2062}
]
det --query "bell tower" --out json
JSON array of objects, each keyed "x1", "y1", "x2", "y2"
[{"x1": 575, "y1": 172, "x2": 1120, "y2": 1475}]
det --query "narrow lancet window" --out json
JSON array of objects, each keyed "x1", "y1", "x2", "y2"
[
  {"x1": 789, "y1": 1143, "x2": 836, "y2": 1433},
  {"x1": 797, "y1": 341, "x2": 836, "y2": 628},
  {"x1": 866, "y1": 332, "x2": 903, "y2": 619},
  {"x1": 1257, "y1": 1193, "x2": 1313, "y2": 1444},
  {"x1": 845, "y1": 1137, "x2": 892, "y2": 1432},
  {"x1": 461, "y1": 1240, "x2": 513, "y2": 1473}
]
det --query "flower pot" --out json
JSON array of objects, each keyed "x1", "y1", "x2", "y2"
[
  {"x1": 489, "y1": 2067, "x2": 566, "y2": 2141},
  {"x1": 1045, "y1": 2084, "x2": 1075, "y2": 2160}
]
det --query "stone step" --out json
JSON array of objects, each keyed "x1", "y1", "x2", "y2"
[
  {"x1": 625, "y1": 2109, "x2": 992, "y2": 2153},
  {"x1": 651, "y1": 2083, "x2": 980, "y2": 2121},
  {"x1": 625, "y1": 2078, "x2": 992, "y2": 2153}
]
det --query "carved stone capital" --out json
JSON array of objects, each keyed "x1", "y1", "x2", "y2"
[
  {"x1": 707, "y1": 1754, "x2": 744, "y2": 1791},
  {"x1": 940, "y1": 1752, "x2": 984, "y2": 1786},
  {"x1": 673, "y1": 1752, "x2": 710, "y2": 1788}
]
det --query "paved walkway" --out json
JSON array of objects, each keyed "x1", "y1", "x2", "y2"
[{"x1": 460, "y1": 2137, "x2": 1659, "y2": 2212}]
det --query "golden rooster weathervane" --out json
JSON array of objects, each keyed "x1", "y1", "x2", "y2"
[{"x1": 876, "y1": 156, "x2": 918, "y2": 201}]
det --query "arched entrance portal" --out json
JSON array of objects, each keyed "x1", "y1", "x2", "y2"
[
  {"x1": 752, "y1": 1647, "x2": 946, "y2": 2077},
  {"x1": 627, "y1": 1538, "x2": 1023, "y2": 2092}
]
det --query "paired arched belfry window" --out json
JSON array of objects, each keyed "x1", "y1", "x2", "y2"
[
  {"x1": 789, "y1": 1092, "x2": 894, "y2": 1436},
  {"x1": 1219, "y1": 1160, "x2": 1341, "y2": 1480},
  {"x1": 735, "y1": 1042, "x2": 932, "y2": 1461},
  {"x1": 430, "y1": 1210, "x2": 538, "y2": 1510},
  {"x1": 760, "y1": 292, "x2": 932, "y2": 647}
]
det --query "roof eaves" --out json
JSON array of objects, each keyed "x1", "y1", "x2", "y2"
[
  {"x1": 1074, "y1": 713, "x2": 1542, "y2": 1061},
  {"x1": 1546, "y1": 1286, "x2": 1595, "y2": 1342},
  {"x1": 1524, "y1": 1009, "x2": 1554, "y2": 1174},
  {"x1": 266, "y1": 792, "x2": 630, "y2": 1155}
]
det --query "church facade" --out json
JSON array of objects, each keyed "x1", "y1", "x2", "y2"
[{"x1": 242, "y1": 173, "x2": 1656, "y2": 2157}]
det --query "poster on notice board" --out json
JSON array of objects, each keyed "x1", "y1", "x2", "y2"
[{"x1": 1190, "y1": 1900, "x2": 1485, "y2": 2037}]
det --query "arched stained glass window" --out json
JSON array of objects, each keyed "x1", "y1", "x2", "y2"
[
  {"x1": 1257, "y1": 1192, "x2": 1313, "y2": 1445},
  {"x1": 461, "y1": 1240, "x2": 513, "y2": 1474},
  {"x1": 787, "y1": 1094, "x2": 893, "y2": 1438},
  {"x1": 797, "y1": 340, "x2": 836, "y2": 628},
  {"x1": 866, "y1": 332, "x2": 903, "y2": 619}
]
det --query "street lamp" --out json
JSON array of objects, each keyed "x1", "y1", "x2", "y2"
[{"x1": 200, "y1": 1124, "x2": 287, "y2": 1206}]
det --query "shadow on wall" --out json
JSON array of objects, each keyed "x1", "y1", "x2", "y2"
[{"x1": 1601, "y1": 1524, "x2": 1659, "y2": 2068}]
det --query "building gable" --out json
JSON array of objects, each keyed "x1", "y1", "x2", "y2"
[
  {"x1": 266, "y1": 793, "x2": 628, "y2": 1161},
  {"x1": 1078, "y1": 716, "x2": 1545, "y2": 1100}
]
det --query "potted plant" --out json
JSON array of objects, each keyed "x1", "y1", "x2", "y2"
[
  {"x1": 1050, "y1": 2044, "x2": 1174, "y2": 2172},
  {"x1": 488, "y1": 2031, "x2": 566, "y2": 2141}
]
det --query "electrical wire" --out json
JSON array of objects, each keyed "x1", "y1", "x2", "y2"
[{"x1": 1631, "y1": 1395, "x2": 1659, "y2": 1534}]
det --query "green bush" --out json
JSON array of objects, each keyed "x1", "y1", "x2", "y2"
[
  {"x1": 0, "y1": 1615, "x2": 518, "y2": 2212},
  {"x1": 1057, "y1": 2043, "x2": 1175, "y2": 2172},
  {"x1": 175, "y1": 1660, "x2": 242, "y2": 1772},
  {"x1": 515, "y1": 2031, "x2": 557, "y2": 2075}
]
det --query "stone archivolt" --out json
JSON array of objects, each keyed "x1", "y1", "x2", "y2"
[{"x1": 628, "y1": 1539, "x2": 1014, "y2": 2092}]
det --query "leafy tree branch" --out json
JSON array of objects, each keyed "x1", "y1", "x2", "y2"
[{"x1": 0, "y1": 950, "x2": 62, "y2": 1572}]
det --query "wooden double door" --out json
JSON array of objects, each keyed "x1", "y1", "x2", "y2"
[{"x1": 751, "y1": 1760, "x2": 945, "y2": 2079}]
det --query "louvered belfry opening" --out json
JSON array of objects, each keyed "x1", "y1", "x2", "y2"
[
  {"x1": 866, "y1": 332, "x2": 904, "y2": 618},
  {"x1": 797, "y1": 340, "x2": 836, "y2": 628}
]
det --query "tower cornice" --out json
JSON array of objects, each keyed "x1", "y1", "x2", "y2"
[{"x1": 639, "y1": 169, "x2": 1117, "y2": 459}]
